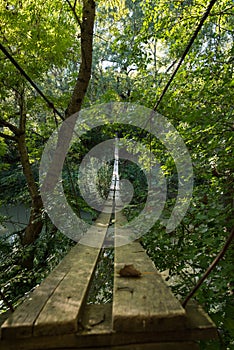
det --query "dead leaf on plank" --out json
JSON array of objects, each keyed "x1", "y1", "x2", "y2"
[{"x1": 118, "y1": 264, "x2": 141, "y2": 277}]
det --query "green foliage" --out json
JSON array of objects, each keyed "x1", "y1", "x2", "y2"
[
  {"x1": 119, "y1": 160, "x2": 148, "y2": 205},
  {"x1": 0, "y1": 224, "x2": 75, "y2": 312},
  {"x1": 97, "y1": 163, "x2": 113, "y2": 199},
  {"x1": 0, "y1": 0, "x2": 233, "y2": 348},
  {"x1": 0, "y1": 165, "x2": 29, "y2": 204},
  {"x1": 87, "y1": 248, "x2": 114, "y2": 304}
]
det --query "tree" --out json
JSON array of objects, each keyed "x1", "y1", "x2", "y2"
[
  {"x1": 0, "y1": 0, "x2": 95, "y2": 266},
  {"x1": 0, "y1": 0, "x2": 233, "y2": 347}
]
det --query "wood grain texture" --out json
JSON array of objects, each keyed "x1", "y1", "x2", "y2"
[
  {"x1": 0, "y1": 138, "x2": 217, "y2": 349},
  {"x1": 0, "y1": 302, "x2": 217, "y2": 350},
  {"x1": 80, "y1": 342, "x2": 200, "y2": 350},
  {"x1": 0, "y1": 243, "x2": 82, "y2": 339},
  {"x1": 33, "y1": 210, "x2": 112, "y2": 337},
  {"x1": 0, "y1": 342, "x2": 199, "y2": 350},
  {"x1": 113, "y1": 215, "x2": 186, "y2": 332},
  {"x1": 1, "y1": 210, "x2": 112, "y2": 340}
]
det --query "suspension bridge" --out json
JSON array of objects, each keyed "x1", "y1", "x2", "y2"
[{"x1": 0, "y1": 138, "x2": 217, "y2": 350}]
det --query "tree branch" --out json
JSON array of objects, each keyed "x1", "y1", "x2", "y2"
[
  {"x1": 0, "y1": 290, "x2": 14, "y2": 313},
  {"x1": 0, "y1": 43, "x2": 64, "y2": 120},
  {"x1": 0, "y1": 131, "x2": 17, "y2": 141},
  {"x1": 65, "y1": 0, "x2": 82, "y2": 28},
  {"x1": 18, "y1": 92, "x2": 26, "y2": 134},
  {"x1": 0, "y1": 117, "x2": 21, "y2": 135}
]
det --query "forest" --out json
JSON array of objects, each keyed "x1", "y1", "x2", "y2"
[{"x1": 0, "y1": 0, "x2": 233, "y2": 349}]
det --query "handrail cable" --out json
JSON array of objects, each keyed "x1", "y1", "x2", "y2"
[
  {"x1": 0, "y1": 43, "x2": 64, "y2": 120},
  {"x1": 182, "y1": 226, "x2": 234, "y2": 307},
  {"x1": 1, "y1": 0, "x2": 232, "y2": 310},
  {"x1": 153, "y1": 0, "x2": 217, "y2": 112},
  {"x1": 139, "y1": 0, "x2": 218, "y2": 137}
]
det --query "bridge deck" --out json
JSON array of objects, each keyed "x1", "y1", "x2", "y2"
[{"x1": 0, "y1": 137, "x2": 217, "y2": 349}]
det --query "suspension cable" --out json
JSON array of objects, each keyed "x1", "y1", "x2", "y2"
[
  {"x1": 0, "y1": 43, "x2": 64, "y2": 120},
  {"x1": 153, "y1": 0, "x2": 217, "y2": 112},
  {"x1": 0, "y1": 43, "x2": 82, "y2": 215},
  {"x1": 182, "y1": 226, "x2": 234, "y2": 307},
  {"x1": 138, "y1": 0, "x2": 217, "y2": 140}
]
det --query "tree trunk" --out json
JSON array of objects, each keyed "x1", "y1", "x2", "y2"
[
  {"x1": 65, "y1": 0, "x2": 95, "y2": 117},
  {"x1": 17, "y1": 133, "x2": 43, "y2": 247},
  {"x1": 42, "y1": 0, "x2": 96, "y2": 193},
  {"x1": 16, "y1": 93, "x2": 44, "y2": 268},
  {"x1": 0, "y1": 0, "x2": 96, "y2": 268}
]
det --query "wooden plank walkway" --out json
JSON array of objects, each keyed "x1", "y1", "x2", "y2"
[
  {"x1": 0, "y1": 136, "x2": 218, "y2": 349},
  {"x1": 0, "y1": 207, "x2": 112, "y2": 340},
  {"x1": 0, "y1": 301, "x2": 217, "y2": 350},
  {"x1": 113, "y1": 241, "x2": 186, "y2": 332}
]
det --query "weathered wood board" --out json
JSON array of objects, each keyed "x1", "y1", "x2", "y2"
[
  {"x1": 113, "y1": 240, "x2": 186, "y2": 332},
  {"x1": 113, "y1": 210, "x2": 186, "y2": 332},
  {"x1": 40, "y1": 343, "x2": 200, "y2": 350},
  {"x1": 1, "y1": 209, "x2": 112, "y2": 339},
  {"x1": 0, "y1": 341, "x2": 199, "y2": 350},
  {"x1": 0, "y1": 137, "x2": 218, "y2": 349},
  {"x1": 0, "y1": 244, "x2": 82, "y2": 339},
  {"x1": 81, "y1": 343, "x2": 200, "y2": 350},
  {"x1": 33, "y1": 246, "x2": 101, "y2": 337},
  {"x1": 0, "y1": 302, "x2": 217, "y2": 350}
]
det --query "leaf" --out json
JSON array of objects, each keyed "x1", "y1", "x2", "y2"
[{"x1": 118, "y1": 264, "x2": 141, "y2": 277}]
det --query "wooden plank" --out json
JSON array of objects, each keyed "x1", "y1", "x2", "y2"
[
  {"x1": 113, "y1": 242, "x2": 186, "y2": 332},
  {"x1": 36, "y1": 343, "x2": 199, "y2": 350},
  {"x1": 0, "y1": 302, "x2": 217, "y2": 350},
  {"x1": 88, "y1": 342, "x2": 199, "y2": 350},
  {"x1": 33, "y1": 209, "x2": 112, "y2": 337},
  {"x1": 77, "y1": 302, "x2": 217, "y2": 345},
  {"x1": 1, "y1": 209, "x2": 112, "y2": 340},
  {"x1": 0, "y1": 243, "x2": 84, "y2": 339},
  {"x1": 113, "y1": 211, "x2": 133, "y2": 246},
  {"x1": 184, "y1": 300, "x2": 218, "y2": 338},
  {"x1": 113, "y1": 211, "x2": 186, "y2": 332},
  {"x1": 0, "y1": 341, "x2": 199, "y2": 350}
]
